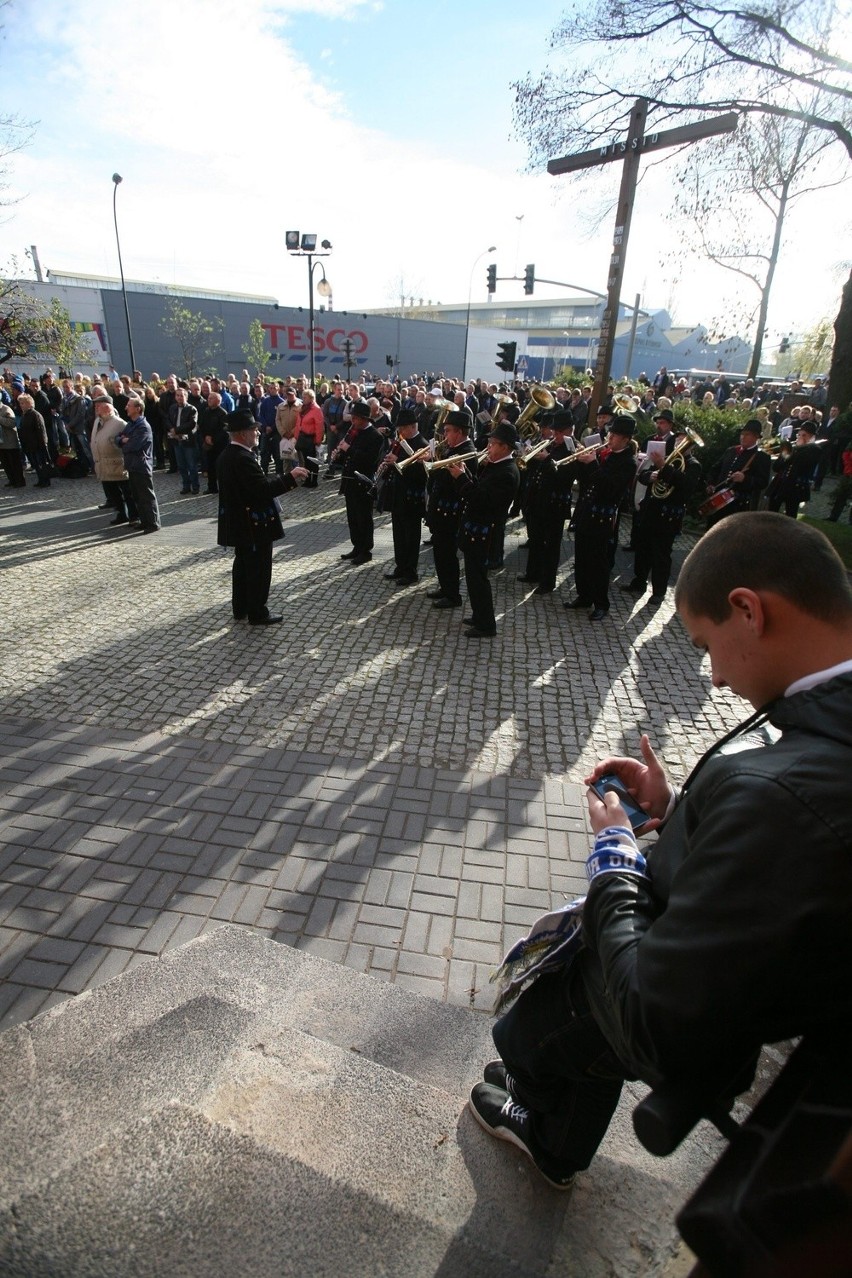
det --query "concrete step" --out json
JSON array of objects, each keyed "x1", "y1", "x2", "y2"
[{"x1": 0, "y1": 925, "x2": 721, "y2": 1276}]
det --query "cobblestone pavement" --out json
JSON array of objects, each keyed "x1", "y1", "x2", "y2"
[{"x1": 2, "y1": 465, "x2": 841, "y2": 1031}]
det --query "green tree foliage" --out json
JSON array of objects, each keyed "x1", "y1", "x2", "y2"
[
  {"x1": 0, "y1": 277, "x2": 90, "y2": 370},
  {"x1": 241, "y1": 318, "x2": 271, "y2": 379},
  {"x1": 159, "y1": 298, "x2": 224, "y2": 378}
]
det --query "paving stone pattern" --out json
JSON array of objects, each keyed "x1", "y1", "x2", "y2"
[{"x1": 0, "y1": 466, "x2": 807, "y2": 1032}]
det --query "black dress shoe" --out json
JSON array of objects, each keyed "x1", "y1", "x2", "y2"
[
  {"x1": 466, "y1": 626, "x2": 496, "y2": 639},
  {"x1": 350, "y1": 553, "x2": 372, "y2": 565},
  {"x1": 109, "y1": 516, "x2": 128, "y2": 526},
  {"x1": 533, "y1": 584, "x2": 554, "y2": 595},
  {"x1": 565, "y1": 598, "x2": 592, "y2": 610},
  {"x1": 462, "y1": 616, "x2": 476, "y2": 626},
  {"x1": 249, "y1": 614, "x2": 283, "y2": 625},
  {"x1": 649, "y1": 594, "x2": 666, "y2": 605},
  {"x1": 340, "y1": 550, "x2": 357, "y2": 560},
  {"x1": 517, "y1": 575, "x2": 539, "y2": 583},
  {"x1": 620, "y1": 580, "x2": 645, "y2": 594},
  {"x1": 426, "y1": 589, "x2": 446, "y2": 600},
  {"x1": 233, "y1": 613, "x2": 247, "y2": 621},
  {"x1": 384, "y1": 570, "x2": 402, "y2": 580},
  {"x1": 98, "y1": 501, "x2": 112, "y2": 510},
  {"x1": 394, "y1": 575, "x2": 418, "y2": 586},
  {"x1": 141, "y1": 526, "x2": 160, "y2": 534},
  {"x1": 433, "y1": 597, "x2": 461, "y2": 609},
  {"x1": 590, "y1": 608, "x2": 608, "y2": 621}
]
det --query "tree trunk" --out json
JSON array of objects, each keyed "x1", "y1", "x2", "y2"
[
  {"x1": 828, "y1": 267, "x2": 852, "y2": 413},
  {"x1": 748, "y1": 181, "x2": 790, "y2": 380}
]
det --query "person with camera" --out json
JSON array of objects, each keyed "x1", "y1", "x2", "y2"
[{"x1": 469, "y1": 514, "x2": 852, "y2": 1192}]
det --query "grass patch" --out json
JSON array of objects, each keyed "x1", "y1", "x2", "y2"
[{"x1": 802, "y1": 515, "x2": 852, "y2": 569}]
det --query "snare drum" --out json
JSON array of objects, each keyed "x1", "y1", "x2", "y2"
[{"x1": 698, "y1": 487, "x2": 737, "y2": 518}]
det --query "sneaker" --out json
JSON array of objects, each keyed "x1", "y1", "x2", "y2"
[
  {"x1": 483, "y1": 1059, "x2": 515, "y2": 1092},
  {"x1": 468, "y1": 1083, "x2": 576, "y2": 1191}
]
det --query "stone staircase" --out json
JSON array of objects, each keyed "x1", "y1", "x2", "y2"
[{"x1": 0, "y1": 926, "x2": 717, "y2": 1276}]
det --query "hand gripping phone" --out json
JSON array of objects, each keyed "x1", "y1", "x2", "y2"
[{"x1": 590, "y1": 774, "x2": 648, "y2": 832}]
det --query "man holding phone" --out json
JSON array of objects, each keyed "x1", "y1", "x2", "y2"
[{"x1": 469, "y1": 513, "x2": 852, "y2": 1189}]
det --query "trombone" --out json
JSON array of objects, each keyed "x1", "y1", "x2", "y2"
[
  {"x1": 396, "y1": 443, "x2": 433, "y2": 471},
  {"x1": 554, "y1": 440, "x2": 606, "y2": 468}
]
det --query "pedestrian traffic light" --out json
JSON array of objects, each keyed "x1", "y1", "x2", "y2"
[
  {"x1": 487, "y1": 264, "x2": 497, "y2": 294},
  {"x1": 496, "y1": 341, "x2": 517, "y2": 372},
  {"x1": 524, "y1": 263, "x2": 535, "y2": 295}
]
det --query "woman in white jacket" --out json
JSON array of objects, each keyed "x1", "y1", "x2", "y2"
[{"x1": 90, "y1": 395, "x2": 137, "y2": 526}]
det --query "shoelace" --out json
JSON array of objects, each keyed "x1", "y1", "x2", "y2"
[{"x1": 500, "y1": 1098, "x2": 529, "y2": 1127}]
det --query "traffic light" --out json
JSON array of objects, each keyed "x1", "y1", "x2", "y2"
[
  {"x1": 487, "y1": 263, "x2": 497, "y2": 294},
  {"x1": 496, "y1": 341, "x2": 517, "y2": 373},
  {"x1": 779, "y1": 335, "x2": 790, "y2": 353},
  {"x1": 524, "y1": 263, "x2": 535, "y2": 295}
]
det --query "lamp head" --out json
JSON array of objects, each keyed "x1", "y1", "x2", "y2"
[{"x1": 112, "y1": 173, "x2": 123, "y2": 185}]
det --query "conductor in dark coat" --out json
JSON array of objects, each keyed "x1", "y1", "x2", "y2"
[{"x1": 216, "y1": 409, "x2": 308, "y2": 625}]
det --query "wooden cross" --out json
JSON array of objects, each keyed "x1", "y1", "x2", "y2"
[{"x1": 547, "y1": 99, "x2": 738, "y2": 417}]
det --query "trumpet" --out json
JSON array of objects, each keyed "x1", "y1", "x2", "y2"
[
  {"x1": 650, "y1": 425, "x2": 705, "y2": 499},
  {"x1": 554, "y1": 440, "x2": 606, "y2": 468},
  {"x1": 516, "y1": 385, "x2": 556, "y2": 439},
  {"x1": 424, "y1": 450, "x2": 478, "y2": 473},
  {"x1": 517, "y1": 436, "x2": 554, "y2": 468},
  {"x1": 396, "y1": 444, "x2": 432, "y2": 471}
]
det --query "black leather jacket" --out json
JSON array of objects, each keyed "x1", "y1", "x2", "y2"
[{"x1": 580, "y1": 671, "x2": 852, "y2": 1089}]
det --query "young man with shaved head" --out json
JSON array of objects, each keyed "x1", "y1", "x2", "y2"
[{"x1": 470, "y1": 514, "x2": 852, "y2": 1190}]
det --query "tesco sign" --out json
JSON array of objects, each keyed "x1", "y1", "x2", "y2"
[{"x1": 261, "y1": 324, "x2": 368, "y2": 354}]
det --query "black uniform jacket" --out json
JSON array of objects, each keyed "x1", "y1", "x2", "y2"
[
  {"x1": 580, "y1": 672, "x2": 852, "y2": 1090},
  {"x1": 216, "y1": 443, "x2": 296, "y2": 548},
  {"x1": 455, "y1": 455, "x2": 520, "y2": 553}
]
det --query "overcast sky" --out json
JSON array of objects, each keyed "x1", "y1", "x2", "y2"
[{"x1": 1, "y1": 0, "x2": 848, "y2": 350}]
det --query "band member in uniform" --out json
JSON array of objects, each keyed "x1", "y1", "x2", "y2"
[
  {"x1": 216, "y1": 409, "x2": 308, "y2": 625},
  {"x1": 564, "y1": 414, "x2": 637, "y2": 621},
  {"x1": 381, "y1": 409, "x2": 428, "y2": 586},
  {"x1": 623, "y1": 427, "x2": 702, "y2": 605},
  {"x1": 336, "y1": 401, "x2": 384, "y2": 565},
  {"x1": 517, "y1": 420, "x2": 555, "y2": 586},
  {"x1": 704, "y1": 421, "x2": 771, "y2": 526},
  {"x1": 519, "y1": 411, "x2": 576, "y2": 595},
  {"x1": 427, "y1": 411, "x2": 479, "y2": 611},
  {"x1": 766, "y1": 420, "x2": 822, "y2": 518},
  {"x1": 449, "y1": 422, "x2": 521, "y2": 638}
]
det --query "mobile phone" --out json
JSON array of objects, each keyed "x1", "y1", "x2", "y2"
[{"x1": 590, "y1": 774, "x2": 648, "y2": 831}]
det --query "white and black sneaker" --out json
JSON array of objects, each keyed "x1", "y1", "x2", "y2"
[{"x1": 468, "y1": 1082, "x2": 576, "y2": 1191}]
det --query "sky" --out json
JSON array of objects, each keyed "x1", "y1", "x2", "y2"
[{"x1": 0, "y1": 0, "x2": 848, "y2": 350}]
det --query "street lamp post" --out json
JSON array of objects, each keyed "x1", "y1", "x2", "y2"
[
  {"x1": 463, "y1": 246, "x2": 497, "y2": 383},
  {"x1": 111, "y1": 174, "x2": 137, "y2": 375},
  {"x1": 286, "y1": 233, "x2": 332, "y2": 388}
]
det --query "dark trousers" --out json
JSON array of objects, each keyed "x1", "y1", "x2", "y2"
[
  {"x1": 0, "y1": 449, "x2": 25, "y2": 487},
  {"x1": 829, "y1": 477, "x2": 852, "y2": 523},
  {"x1": 25, "y1": 443, "x2": 52, "y2": 485},
  {"x1": 493, "y1": 967, "x2": 625, "y2": 1176},
  {"x1": 127, "y1": 470, "x2": 160, "y2": 531},
  {"x1": 767, "y1": 489, "x2": 804, "y2": 519},
  {"x1": 297, "y1": 434, "x2": 318, "y2": 487},
  {"x1": 573, "y1": 523, "x2": 614, "y2": 610},
  {"x1": 432, "y1": 528, "x2": 461, "y2": 603},
  {"x1": 463, "y1": 546, "x2": 496, "y2": 633},
  {"x1": 344, "y1": 483, "x2": 374, "y2": 555},
  {"x1": 530, "y1": 511, "x2": 567, "y2": 590},
  {"x1": 633, "y1": 516, "x2": 677, "y2": 596},
  {"x1": 232, "y1": 542, "x2": 273, "y2": 621},
  {"x1": 103, "y1": 479, "x2": 138, "y2": 522},
  {"x1": 392, "y1": 509, "x2": 421, "y2": 577}
]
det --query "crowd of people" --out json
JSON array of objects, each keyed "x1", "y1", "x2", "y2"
[{"x1": 2, "y1": 363, "x2": 850, "y2": 629}]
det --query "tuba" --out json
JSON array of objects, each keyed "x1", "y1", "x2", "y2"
[
  {"x1": 650, "y1": 425, "x2": 704, "y2": 499},
  {"x1": 516, "y1": 385, "x2": 556, "y2": 439},
  {"x1": 613, "y1": 392, "x2": 641, "y2": 415}
]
